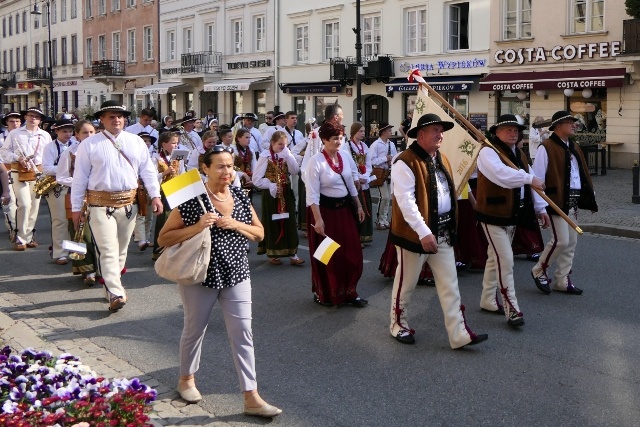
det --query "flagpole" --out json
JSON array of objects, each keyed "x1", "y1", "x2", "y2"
[{"x1": 410, "y1": 72, "x2": 582, "y2": 235}]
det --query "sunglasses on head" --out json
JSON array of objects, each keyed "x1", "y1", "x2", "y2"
[{"x1": 205, "y1": 145, "x2": 234, "y2": 155}]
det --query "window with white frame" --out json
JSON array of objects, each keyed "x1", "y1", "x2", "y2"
[
  {"x1": 71, "y1": 35, "x2": 77, "y2": 64},
  {"x1": 9, "y1": 16, "x2": 13, "y2": 36},
  {"x1": 35, "y1": 43, "x2": 40, "y2": 67},
  {"x1": 16, "y1": 47, "x2": 20, "y2": 70},
  {"x1": 43, "y1": 42, "x2": 49, "y2": 67},
  {"x1": 15, "y1": 14, "x2": 20, "y2": 34},
  {"x1": 23, "y1": 11, "x2": 27, "y2": 32},
  {"x1": 85, "y1": 38, "x2": 92, "y2": 66},
  {"x1": 85, "y1": 0, "x2": 92, "y2": 19},
  {"x1": 232, "y1": 19, "x2": 243, "y2": 54},
  {"x1": 52, "y1": 39, "x2": 57, "y2": 66},
  {"x1": 112, "y1": 32, "x2": 120, "y2": 60},
  {"x1": 127, "y1": 29, "x2": 135, "y2": 62},
  {"x1": 167, "y1": 30, "x2": 175, "y2": 60},
  {"x1": 43, "y1": 5, "x2": 48, "y2": 26},
  {"x1": 448, "y1": 2, "x2": 469, "y2": 50},
  {"x1": 254, "y1": 15, "x2": 265, "y2": 52},
  {"x1": 127, "y1": 0, "x2": 135, "y2": 8},
  {"x1": 570, "y1": 0, "x2": 604, "y2": 33},
  {"x1": 61, "y1": 37, "x2": 67, "y2": 65},
  {"x1": 51, "y1": 1, "x2": 57, "y2": 24},
  {"x1": 99, "y1": 0, "x2": 106, "y2": 15},
  {"x1": 61, "y1": 0, "x2": 67, "y2": 21},
  {"x1": 112, "y1": 0, "x2": 120, "y2": 12},
  {"x1": 503, "y1": 0, "x2": 531, "y2": 40},
  {"x1": 144, "y1": 26, "x2": 153, "y2": 60},
  {"x1": 362, "y1": 14, "x2": 381, "y2": 57},
  {"x1": 98, "y1": 35, "x2": 106, "y2": 60},
  {"x1": 204, "y1": 23, "x2": 215, "y2": 52},
  {"x1": 406, "y1": 8, "x2": 427, "y2": 54},
  {"x1": 23, "y1": 46, "x2": 27, "y2": 70},
  {"x1": 71, "y1": 0, "x2": 77, "y2": 18},
  {"x1": 323, "y1": 20, "x2": 339, "y2": 60},
  {"x1": 183, "y1": 27, "x2": 192, "y2": 54},
  {"x1": 295, "y1": 24, "x2": 309, "y2": 63}
]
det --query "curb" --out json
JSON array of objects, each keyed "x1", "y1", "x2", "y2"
[{"x1": 581, "y1": 223, "x2": 640, "y2": 240}]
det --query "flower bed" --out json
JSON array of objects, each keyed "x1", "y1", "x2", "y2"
[{"x1": 0, "y1": 347, "x2": 157, "y2": 426}]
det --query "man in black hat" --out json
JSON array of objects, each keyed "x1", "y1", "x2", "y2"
[
  {"x1": 261, "y1": 112, "x2": 286, "y2": 151},
  {"x1": 71, "y1": 101, "x2": 163, "y2": 311},
  {"x1": 42, "y1": 119, "x2": 76, "y2": 265},
  {"x1": 475, "y1": 114, "x2": 548, "y2": 327},
  {"x1": 0, "y1": 112, "x2": 23, "y2": 242},
  {"x1": 242, "y1": 113, "x2": 264, "y2": 156},
  {"x1": 388, "y1": 113, "x2": 488, "y2": 348},
  {"x1": 369, "y1": 122, "x2": 397, "y2": 230},
  {"x1": 0, "y1": 107, "x2": 52, "y2": 251},
  {"x1": 174, "y1": 114, "x2": 202, "y2": 151},
  {"x1": 530, "y1": 110, "x2": 597, "y2": 296}
]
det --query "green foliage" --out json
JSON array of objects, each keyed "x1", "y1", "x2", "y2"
[{"x1": 627, "y1": 0, "x2": 640, "y2": 19}]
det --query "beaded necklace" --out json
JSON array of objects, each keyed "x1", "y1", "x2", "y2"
[{"x1": 321, "y1": 149, "x2": 343, "y2": 174}]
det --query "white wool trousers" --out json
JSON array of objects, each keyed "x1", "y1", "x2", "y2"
[
  {"x1": 45, "y1": 186, "x2": 70, "y2": 259},
  {"x1": 2, "y1": 173, "x2": 17, "y2": 238},
  {"x1": 178, "y1": 279, "x2": 257, "y2": 391},
  {"x1": 11, "y1": 174, "x2": 40, "y2": 244},
  {"x1": 534, "y1": 214, "x2": 579, "y2": 289},
  {"x1": 133, "y1": 198, "x2": 154, "y2": 242},
  {"x1": 389, "y1": 242, "x2": 473, "y2": 349},
  {"x1": 375, "y1": 181, "x2": 391, "y2": 224},
  {"x1": 88, "y1": 205, "x2": 137, "y2": 298}
]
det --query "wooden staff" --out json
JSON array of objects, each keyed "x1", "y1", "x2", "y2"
[{"x1": 412, "y1": 77, "x2": 583, "y2": 235}]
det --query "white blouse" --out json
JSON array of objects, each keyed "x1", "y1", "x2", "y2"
[
  {"x1": 252, "y1": 146, "x2": 299, "y2": 198},
  {"x1": 305, "y1": 151, "x2": 358, "y2": 206}
]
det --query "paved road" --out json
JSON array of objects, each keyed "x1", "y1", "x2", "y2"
[{"x1": 1, "y1": 198, "x2": 640, "y2": 426}]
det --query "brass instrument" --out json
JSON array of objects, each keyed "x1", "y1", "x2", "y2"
[
  {"x1": 68, "y1": 201, "x2": 89, "y2": 260},
  {"x1": 176, "y1": 125, "x2": 197, "y2": 151},
  {"x1": 34, "y1": 175, "x2": 58, "y2": 196},
  {"x1": 158, "y1": 158, "x2": 180, "y2": 184},
  {"x1": 13, "y1": 137, "x2": 40, "y2": 174}
]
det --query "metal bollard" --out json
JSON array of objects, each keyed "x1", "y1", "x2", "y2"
[{"x1": 633, "y1": 160, "x2": 640, "y2": 204}]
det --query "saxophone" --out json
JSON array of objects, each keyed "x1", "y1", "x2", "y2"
[
  {"x1": 176, "y1": 126, "x2": 196, "y2": 151},
  {"x1": 34, "y1": 175, "x2": 58, "y2": 196}
]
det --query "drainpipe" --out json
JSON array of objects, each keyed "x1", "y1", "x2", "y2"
[{"x1": 274, "y1": 0, "x2": 280, "y2": 111}]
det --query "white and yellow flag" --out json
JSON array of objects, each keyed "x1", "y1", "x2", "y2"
[
  {"x1": 407, "y1": 70, "x2": 482, "y2": 196},
  {"x1": 161, "y1": 168, "x2": 207, "y2": 209}
]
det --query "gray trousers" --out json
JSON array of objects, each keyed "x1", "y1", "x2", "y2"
[{"x1": 178, "y1": 279, "x2": 257, "y2": 391}]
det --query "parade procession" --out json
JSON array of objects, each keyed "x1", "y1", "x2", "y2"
[{"x1": 1, "y1": 0, "x2": 640, "y2": 425}]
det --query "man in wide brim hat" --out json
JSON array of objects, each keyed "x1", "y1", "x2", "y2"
[
  {"x1": 548, "y1": 110, "x2": 578, "y2": 131},
  {"x1": 174, "y1": 115, "x2": 197, "y2": 126},
  {"x1": 406, "y1": 113, "x2": 454, "y2": 139},
  {"x1": 20, "y1": 107, "x2": 45, "y2": 119},
  {"x1": 1, "y1": 112, "x2": 23, "y2": 127},
  {"x1": 93, "y1": 101, "x2": 132, "y2": 120},
  {"x1": 488, "y1": 114, "x2": 526, "y2": 135}
]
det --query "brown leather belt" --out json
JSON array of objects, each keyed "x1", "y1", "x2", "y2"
[
  {"x1": 86, "y1": 189, "x2": 137, "y2": 208},
  {"x1": 10, "y1": 162, "x2": 43, "y2": 181}
]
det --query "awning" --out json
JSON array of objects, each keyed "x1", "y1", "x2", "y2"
[
  {"x1": 280, "y1": 82, "x2": 343, "y2": 94},
  {"x1": 479, "y1": 68, "x2": 626, "y2": 91},
  {"x1": 386, "y1": 76, "x2": 478, "y2": 93},
  {"x1": 134, "y1": 82, "x2": 190, "y2": 96},
  {"x1": 2, "y1": 87, "x2": 40, "y2": 96},
  {"x1": 203, "y1": 77, "x2": 271, "y2": 92}
]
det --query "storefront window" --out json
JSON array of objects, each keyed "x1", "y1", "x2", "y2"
[
  {"x1": 403, "y1": 93, "x2": 417, "y2": 117},
  {"x1": 254, "y1": 90, "x2": 266, "y2": 125},
  {"x1": 447, "y1": 92, "x2": 468, "y2": 118},
  {"x1": 498, "y1": 90, "x2": 530, "y2": 137},
  {"x1": 170, "y1": 94, "x2": 177, "y2": 116},
  {"x1": 315, "y1": 96, "x2": 338, "y2": 124},
  {"x1": 293, "y1": 96, "x2": 306, "y2": 133},
  {"x1": 568, "y1": 88, "x2": 606, "y2": 144},
  {"x1": 232, "y1": 91, "x2": 243, "y2": 119}
]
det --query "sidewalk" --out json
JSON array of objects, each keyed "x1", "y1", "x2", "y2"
[{"x1": 1, "y1": 168, "x2": 639, "y2": 426}]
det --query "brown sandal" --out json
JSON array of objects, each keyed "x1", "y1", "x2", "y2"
[{"x1": 269, "y1": 258, "x2": 282, "y2": 265}]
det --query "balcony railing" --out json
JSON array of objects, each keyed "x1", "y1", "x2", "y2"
[
  {"x1": 91, "y1": 60, "x2": 125, "y2": 77},
  {"x1": 623, "y1": 19, "x2": 640, "y2": 55},
  {"x1": 26, "y1": 67, "x2": 50, "y2": 81},
  {"x1": 180, "y1": 51, "x2": 222, "y2": 74},
  {"x1": 0, "y1": 71, "x2": 17, "y2": 87},
  {"x1": 330, "y1": 57, "x2": 357, "y2": 85}
]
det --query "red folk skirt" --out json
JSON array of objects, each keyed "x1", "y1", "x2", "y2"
[{"x1": 307, "y1": 203, "x2": 363, "y2": 305}]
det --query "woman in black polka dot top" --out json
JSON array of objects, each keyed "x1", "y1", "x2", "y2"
[{"x1": 157, "y1": 146, "x2": 282, "y2": 418}]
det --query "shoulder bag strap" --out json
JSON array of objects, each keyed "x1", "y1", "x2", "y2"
[{"x1": 102, "y1": 131, "x2": 139, "y2": 180}]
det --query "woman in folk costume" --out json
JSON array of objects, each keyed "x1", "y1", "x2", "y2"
[
  {"x1": 233, "y1": 128, "x2": 257, "y2": 196},
  {"x1": 158, "y1": 115, "x2": 175, "y2": 135},
  {"x1": 151, "y1": 131, "x2": 185, "y2": 260},
  {"x1": 252, "y1": 131, "x2": 304, "y2": 266},
  {"x1": 186, "y1": 130, "x2": 218, "y2": 174},
  {"x1": 368, "y1": 123, "x2": 397, "y2": 230},
  {"x1": 344, "y1": 122, "x2": 373, "y2": 246},
  {"x1": 306, "y1": 120, "x2": 367, "y2": 307},
  {"x1": 55, "y1": 120, "x2": 98, "y2": 285}
]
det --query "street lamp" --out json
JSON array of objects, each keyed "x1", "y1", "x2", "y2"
[{"x1": 31, "y1": 1, "x2": 56, "y2": 118}]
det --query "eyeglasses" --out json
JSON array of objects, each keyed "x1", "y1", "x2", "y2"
[{"x1": 205, "y1": 145, "x2": 234, "y2": 155}]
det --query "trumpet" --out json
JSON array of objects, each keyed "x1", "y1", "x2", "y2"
[
  {"x1": 13, "y1": 137, "x2": 41, "y2": 174},
  {"x1": 65, "y1": 201, "x2": 89, "y2": 260},
  {"x1": 176, "y1": 125, "x2": 197, "y2": 151}
]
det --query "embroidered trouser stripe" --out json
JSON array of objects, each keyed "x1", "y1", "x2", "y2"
[
  {"x1": 480, "y1": 223, "x2": 520, "y2": 317},
  {"x1": 535, "y1": 214, "x2": 578, "y2": 288},
  {"x1": 88, "y1": 205, "x2": 137, "y2": 298},
  {"x1": 11, "y1": 174, "x2": 40, "y2": 244},
  {"x1": 45, "y1": 187, "x2": 70, "y2": 259}
]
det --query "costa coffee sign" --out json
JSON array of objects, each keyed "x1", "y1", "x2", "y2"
[{"x1": 495, "y1": 41, "x2": 621, "y2": 64}]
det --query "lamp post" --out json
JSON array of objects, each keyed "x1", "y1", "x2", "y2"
[
  {"x1": 31, "y1": 1, "x2": 56, "y2": 117},
  {"x1": 354, "y1": 0, "x2": 363, "y2": 123}
]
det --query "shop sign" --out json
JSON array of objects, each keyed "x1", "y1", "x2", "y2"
[
  {"x1": 495, "y1": 41, "x2": 621, "y2": 64},
  {"x1": 17, "y1": 82, "x2": 35, "y2": 89},
  {"x1": 398, "y1": 58, "x2": 487, "y2": 73},
  {"x1": 387, "y1": 83, "x2": 471, "y2": 93},
  {"x1": 53, "y1": 81, "x2": 78, "y2": 87},
  {"x1": 227, "y1": 60, "x2": 271, "y2": 70}
]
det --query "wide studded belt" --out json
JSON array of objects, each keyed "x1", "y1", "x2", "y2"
[{"x1": 86, "y1": 189, "x2": 137, "y2": 208}]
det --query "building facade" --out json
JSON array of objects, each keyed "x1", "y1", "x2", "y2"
[
  {"x1": 156, "y1": 0, "x2": 275, "y2": 124},
  {"x1": 1, "y1": 0, "x2": 85, "y2": 115},
  {"x1": 483, "y1": 0, "x2": 636, "y2": 168},
  {"x1": 277, "y1": 0, "x2": 491, "y2": 136},
  {"x1": 82, "y1": 0, "x2": 159, "y2": 116}
]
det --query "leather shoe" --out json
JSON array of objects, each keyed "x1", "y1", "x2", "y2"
[
  {"x1": 345, "y1": 297, "x2": 368, "y2": 307},
  {"x1": 244, "y1": 403, "x2": 282, "y2": 418},
  {"x1": 290, "y1": 256, "x2": 305, "y2": 265},
  {"x1": 532, "y1": 271, "x2": 551, "y2": 294},
  {"x1": 507, "y1": 311, "x2": 525, "y2": 327},
  {"x1": 481, "y1": 307, "x2": 505, "y2": 316},
  {"x1": 555, "y1": 283, "x2": 583, "y2": 295},
  {"x1": 14, "y1": 242, "x2": 26, "y2": 251},
  {"x1": 26, "y1": 240, "x2": 38, "y2": 248},
  {"x1": 108, "y1": 296, "x2": 127, "y2": 312},
  {"x1": 313, "y1": 294, "x2": 333, "y2": 307},
  {"x1": 177, "y1": 386, "x2": 202, "y2": 403},
  {"x1": 269, "y1": 258, "x2": 282, "y2": 265},
  {"x1": 55, "y1": 257, "x2": 68, "y2": 265},
  {"x1": 394, "y1": 329, "x2": 415, "y2": 345},
  {"x1": 461, "y1": 333, "x2": 489, "y2": 348}
]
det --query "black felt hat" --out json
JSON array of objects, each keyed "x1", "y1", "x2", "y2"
[
  {"x1": 1, "y1": 112, "x2": 22, "y2": 126},
  {"x1": 20, "y1": 107, "x2": 45, "y2": 119},
  {"x1": 489, "y1": 114, "x2": 526, "y2": 134},
  {"x1": 51, "y1": 119, "x2": 75, "y2": 130},
  {"x1": 406, "y1": 113, "x2": 454, "y2": 138},
  {"x1": 549, "y1": 110, "x2": 579, "y2": 131},
  {"x1": 137, "y1": 131, "x2": 157, "y2": 144},
  {"x1": 94, "y1": 101, "x2": 131, "y2": 119}
]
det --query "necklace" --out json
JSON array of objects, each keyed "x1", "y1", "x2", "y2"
[
  {"x1": 321, "y1": 149, "x2": 343, "y2": 174},
  {"x1": 206, "y1": 183, "x2": 230, "y2": 202}
]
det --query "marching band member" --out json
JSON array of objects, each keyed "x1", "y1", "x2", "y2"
[
  {"x1": 125, "y1": 109, "x2": 159, "y2": 140},
  {"x1": 1, "y1": 112, "x2": 22, "y2": 242},
  {"x1": 56, "y1": 120, "x2": 98, "y2": 285},
  {"x1": 133, "y1": 132, "x2": 158, "y2": 250},
  {"x1": 260, "y1": 112, "x2": 286, "y2": 151},
  {"x1": 368, "y1": 123, "x2": 397, "y2": 230},
  {"x1": 345, "y1": 122, "x2": 373, "y2": 245},
  {"x1": 71, "y1": 101, "x2": 162, "y2": 312},
  {"x1": 151, "y1": 131, "x2": 185, "y2": 261},
  {"x1": 175, "y1": 115, "x2": 203, "y2": 152},
  {"x1": 233, "y1": 128, "x2": 257, "y2": 195},
  {"x1": 242, "y1": 113, "x2": 264, "y2": 157},
  {"x1": 42, "y1": 119, "x2": 75, "y2": 264},
  {"x1": 0, "y1": 107, "x2": 52, "y2": 251},
  {"x1": 252, "y1": 131, "x2": 304, "y2": 266},
  {"x1": 283, "y1": 112, "x2": 304, "y2": 212}
]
